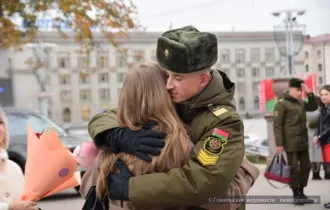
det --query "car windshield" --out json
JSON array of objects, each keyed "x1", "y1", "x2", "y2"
[{"x1": 6, "y1": 112, "x2": 67, "y2": 137}]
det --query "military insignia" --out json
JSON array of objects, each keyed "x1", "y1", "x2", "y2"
[
  {"x1": 164, "y1": 49, "x2": 169, "y2": 57},
  {"x1": 279, "y1": 98, "x2": 284, "y2": 102},
  {"x1": 197, "y1": 137, "x2": 227, "y2": 166},
  {"x1": 274, "y1": 111, "x2": 279, "y2": 117},
  {"x1": 212, "y1": 128, "x2": 229, "y2": 141},
  {"x1": 212, "y1": 107, "x2": 227, "y2": 117},
  {"x1": 204, "y1": 137, "x2": 227, "y2": 155}
]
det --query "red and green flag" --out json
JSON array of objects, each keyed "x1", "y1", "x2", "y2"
[{"x1": 212, "y1": 128, "x2": 229, "y2": 141}]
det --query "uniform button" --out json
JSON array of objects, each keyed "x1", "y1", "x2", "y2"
[{"x1": 6, "y1": 192, "x2": 9, "y2": 197}]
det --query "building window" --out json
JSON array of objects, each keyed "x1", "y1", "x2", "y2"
[
  {"x1": 305, "y1": 52, "x2": 308, "y2": 59},
  {"x1": 81, "y1": 106, "x2": 90, "y2": 121},
  {"x1": 318, "y1": 64, "x2": 322, "y2": 71},
  {"x1": 237, "y1": 82, "x2": 245, "y2": 93},
  {"x1": 80, "y1": 89, "x2": 91, "y2": 100},
  {"x1": 79, "y1": 72, "x2": 91, "y2": 84},
  {"x1": 98, "y1": 73, "x2": 109, "y2": 83},
  {"x1": 220, "y1": 49, "x2": 230, "y2": 64},
  {"x1": 252, "y1": 68, "x2": 260, "y2": 77},
  {"x1": 58, "y1": 55, "x2": 70, "y2": 68},
  {"x1": 236, "y1": 68, "x2": 245, "y2": 77},
  {"x1": 235, "y1": 49, "x2": 245, "y2": 63},
  {"x1": 117, "y1": 72, "x2": 125, "y2": 83},
  {"x1": 77, "y1": 56, "x2": 89, "y2": 68},
  {"x1": 99, "y1": 88, "x2": 110, "y2": 100},
  {"x1": 97, "y1": 54, "x2": 108, "y2": 68},
  {"x1": 239, "y1": 97, "x2": 245, "y2": 111},
  {"x1": 250, "y1": 49, "x2": 260, "y2": 63},
  {"x1": 59, "y1": 74, "x2": 71, "y2": 85},
  {"x1": 317, "y1": 50, "x2": 322, "y2": 59},
  {"x1": 319, "y1": 77, "x2": 323, "y2": 85},
  {"x1": 116, "y1": 52, "x2": 127, "y2": 67},
  {"x1": 62, "y1": 107, "x2": 71, "y2": 122},
  {"x1": 254, "y1": 96, "x2": 259, "y2": 110},
  {"x1": 60, "y1": 90, "x2": 72, "y2": 102},
  {"x1": 265, "y1": 48, "x2": 275, "y2": 62},
  {"x1": 252, "y1": 82, "x2": 259, "y2": 92},
  {"x1": 132, "y1": 50, "x2": 145, "y2": 63},
  {"x1": 266, "y1": 67, "x2": 274, "y2": 77},
  {"x1": 305, "y1": 64, "x2": 309, "y2": 72}
]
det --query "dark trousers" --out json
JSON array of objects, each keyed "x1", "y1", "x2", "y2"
[{"x1": 286, "y1": 151, "x2": 311, "y2": 188}]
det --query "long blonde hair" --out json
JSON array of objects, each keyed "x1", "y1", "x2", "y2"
[
  {"x1": 0, "y1": 107, "x2": 9, "y2": 150},
  {"x1": 96, "y1": 61, "x2": 193, "y2": 198}
]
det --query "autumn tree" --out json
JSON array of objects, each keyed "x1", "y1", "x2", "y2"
[{"x1": 0, "y1": 0, "x2": 139, "y2": 50}]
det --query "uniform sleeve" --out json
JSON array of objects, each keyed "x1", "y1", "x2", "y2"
[
  {"x1": 128, "y1": 114, "x2": 245, "y2": 209},
  {"x1": 273, "y1": 102, "x2": 286, "y2": 147},
  {"x1": 0, "y1": 203, "x2": 9, "y2": 210},
  {"x1": 304, "y1": 93, "x2": 318, "y2": 111},
  {"x1": 87, "y1": 109, "x2": 119, "y2": 148}
]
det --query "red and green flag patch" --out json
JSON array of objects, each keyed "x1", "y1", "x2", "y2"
[{"x1": 212, "y1": 128, "x2": 229, "y2": 141}]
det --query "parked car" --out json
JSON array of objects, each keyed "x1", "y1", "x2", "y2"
[
  {"x1": 3, "y1": 107, "x2": 89, "y2": 192},
  {"x1": 244, "y1": 133, "x2": 268, "y2": 157}
]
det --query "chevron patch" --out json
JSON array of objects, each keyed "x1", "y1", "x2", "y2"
[{"x1": 197, "y1": 149, "x2": 220, "y2": 166}]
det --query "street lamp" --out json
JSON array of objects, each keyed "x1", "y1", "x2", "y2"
[{"x1": 272, "y1": 9, "x2": 306, "y2": 76}]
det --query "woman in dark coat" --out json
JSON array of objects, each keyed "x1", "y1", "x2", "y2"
[
  {"x1": 312, "y1": 85, "x2": 330, "y2": 208},
  {"x1": 307, "y1": 96, "x2": 323, "y2": 179}
]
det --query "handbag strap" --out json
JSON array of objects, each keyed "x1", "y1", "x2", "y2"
[
  {"x1": 266, "y1": 152, "x2": 279, "y2": 172},
  {"x1": 266, "y1": 178, "x2": 290, "y2": 189}
]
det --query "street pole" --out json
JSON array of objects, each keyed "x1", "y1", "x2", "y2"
[{"x1": 272, "y1": 9, "x2": 305, "y2": 76}]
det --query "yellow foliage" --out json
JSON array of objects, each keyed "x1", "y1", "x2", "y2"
[{"x1": 0, "y1": 0, "x2": 140, "y2": 49}]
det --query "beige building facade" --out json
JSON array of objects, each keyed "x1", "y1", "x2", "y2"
[
  {"x1": 303, "y1": 34, "x2": 330, "y2": 92},
  {"x1": 1, "y1": 31, "x2": 326, "y2": 127}
]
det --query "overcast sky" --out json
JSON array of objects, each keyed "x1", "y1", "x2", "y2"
[{"x1": 133, "y1": 0, "x2": 330, "y2": 36}]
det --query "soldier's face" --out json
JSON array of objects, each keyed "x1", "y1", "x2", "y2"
[
  {"x1": 164, "y1": 70, "x2": 210, "y2": 103},
  {"x1": 289, "y1": 87, "x2": 302, "y2": 99},
  {"x1": 320, "y1": 89, "x2": 330, "y2": 105}
]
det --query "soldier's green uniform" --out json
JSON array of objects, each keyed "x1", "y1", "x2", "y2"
[
  {"x1": 88, "y1": 25, "x2": 246, "y2": 209},
  {"x1": 273, "y1": 79, "x2": 318, "y2": 199}
]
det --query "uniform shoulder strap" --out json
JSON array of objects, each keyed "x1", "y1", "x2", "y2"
[{"x1": 207, "y1": 104, "x2": 233, "y2": 121}]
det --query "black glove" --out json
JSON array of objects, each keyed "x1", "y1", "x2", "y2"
[
  {"x1": 94, "y1": 124, "x2": 166, "y2": 162},
  {"x1": 108, "y1": 159, "x2": 131, "y2": 200}
]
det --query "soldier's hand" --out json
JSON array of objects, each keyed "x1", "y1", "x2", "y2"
[
  {"x1": 104, "y1": 123, "x2": 166, "y2": 162},
  {"x1": 301, "y1": 83, "x2": 311, "y2": 93},
  {"x1": 277, "y1": 146, "x2": 284, "y2": 153},
  {"x1": 306, "y1": 122, "x2": 310, "y2": 128}
]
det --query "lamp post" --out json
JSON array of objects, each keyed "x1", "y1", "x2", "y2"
[
  {"x1": 272, "y1": 9, "x2": 306, "y2": 76},
  {"x1": 25, "y1": 42, "x2": 57, "y2": 117}
]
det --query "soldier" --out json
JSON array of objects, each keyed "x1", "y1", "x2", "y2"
[
  {"x1": 273, "y1": 78, "x2": 318, "y2": 205},
  {"x1": 87, "y1": 25, "x2": 245, "y2": 209}
]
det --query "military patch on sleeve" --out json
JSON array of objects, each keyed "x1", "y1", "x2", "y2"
[
  {"x1": 212, "y1": 128, "x2": 229, "y2": 141},
  {"x1": 197, "y1": 137, "x2": 227, "y2": 166},
  {"x1": 274, "y1": 110, "x2": 279, "y2": 117}
]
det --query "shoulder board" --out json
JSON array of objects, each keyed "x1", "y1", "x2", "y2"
[
  {"x1": 279, "y1": 98, "x2": 284, "y2": 102},
  {"x1": 209, "y1": 105, "x2": 232, "y2": 120}
]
